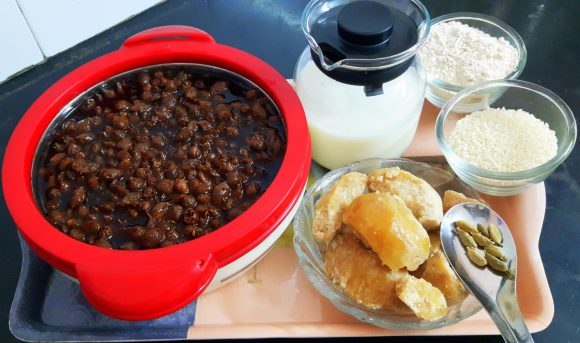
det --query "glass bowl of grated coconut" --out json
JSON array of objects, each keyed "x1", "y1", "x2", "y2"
[
  {"x1": 436, "y1": 80, "x2": 576, "y2": 196},
  {"x1": 419, "y1": 12, "x2": 527, "y2": 111}
]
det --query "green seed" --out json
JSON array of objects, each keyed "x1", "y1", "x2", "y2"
[
  {"x1": 467, "y1": 247, "x2": 487, "y2": 267},
  {"x1": 485, "y1": 252, "x2": 509, "y2": 272},
  {"x1": 485, "y1": 245, "x2": 507, "y2": 261},
  {"x1": 472, "y1": 232, "x2": 495, "y2": 248},
  {"x1": 488, "y1": 224, "x2": 503, "y2": 245},
  {"x1": 455, "y1": 220, "x2": 479, "y2": 235},
  {"x1": 477, "y1": 223, "x2": 489, "y2": 237},
  {"x1": 457, "y1": 229, "x2": 477, "y2": 249}
]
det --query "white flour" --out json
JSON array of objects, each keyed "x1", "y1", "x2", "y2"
[
  {"x1": 419, "y1": 21, "x2": 519, "y2": 86},
  {"x1": 448, "y1": 108, "x2": 558, "y2": 172}
]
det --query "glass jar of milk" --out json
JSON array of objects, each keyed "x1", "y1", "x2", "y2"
[{"x1": 294, "y1": 0, "x2": 431, "y2": 169}]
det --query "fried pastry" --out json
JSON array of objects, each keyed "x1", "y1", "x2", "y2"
[
  {"x1": 396, "y1": 275, "x2": 448, "y2": 321},
  {"x1": 443, "y1": 190, "x2": 483, "y2": 212},
  {"x1": 367, "y1": 167, "x2": 443, "y2": 230},
  {"x1": 428, "y1": 231, "x2": 441, "y2": 255},
  {"x1": 414, "y1": 250, "x2": 467, "y2": 307},
  {"x1": 413, "y1": 233, "x2": 467, "y2": 306},
  {"x1": 324, "y1": 232, "x2": 409, "y2": 312},
  {"x1": 312, "y1": 172, "x2": 367, "y2": 243},
  {"x1": 342, "y1": 192, "x2": 430, "y2": 271}
]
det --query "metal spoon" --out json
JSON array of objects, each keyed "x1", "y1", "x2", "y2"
[{"x1": 440, "y1": 202, "x2": 534, "y2": 343}]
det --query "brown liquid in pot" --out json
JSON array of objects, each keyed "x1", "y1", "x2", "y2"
[{"x1": 34, "y1": 68, "x2": 286, "y2": 250}]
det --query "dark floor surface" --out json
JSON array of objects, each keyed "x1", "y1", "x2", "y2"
[{"x1": 0, "y1": 1, "x2": 578, "y2": 342}]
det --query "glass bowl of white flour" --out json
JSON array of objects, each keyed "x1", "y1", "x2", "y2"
[
  {"x1": 419, "y1": 12, "x2": 527, "y2": 111},
  {"x1": 436, "y1": 80, "x2": 576, "y2": 196}
]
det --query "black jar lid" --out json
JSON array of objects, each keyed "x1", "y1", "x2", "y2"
[{"x1": 304, "y1": 0, "x2": 429, "y2": 95}]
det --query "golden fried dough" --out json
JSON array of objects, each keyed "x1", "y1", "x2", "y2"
[
  {"x1": 367, "y1": 167, "x2": 443, "y2": 230},
  {"x1": 312, "y1": 172, "x2": 367, "y2": 243},
  {"x1": 414, "y1": 250, "x2": 467, "y2": 307},
  {"x1": 443, "y1": 190, "x2": 483, "y2": 213},
  {"x1": 428, "y1": 231, "x2": 442, "y2": 255},
  {"x1": 342, "y1": 192, "x2": 430, "y2": 271},
  {"x1": 414, "y1": 233, "x2": 467, "y2": 306},
  {"x1": 324, "y1": 233, "x2": 409, "y2": 312},
  {"x1": 396, "y1": 275, "x2": 448, "y2": 321}
]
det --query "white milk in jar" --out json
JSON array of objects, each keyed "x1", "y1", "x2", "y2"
[
  {"x1": 294, "y1": 0, "x2": 431, "y2": 169},
  {"x1": 295, "y1": 56, "x2": 426, "y2": 169}
]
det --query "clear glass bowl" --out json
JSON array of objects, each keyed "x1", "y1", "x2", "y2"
[
  {"x1": 422, "y1": 12, "x2": 527, "y2": 111},
  {"x1": 293, "y1": 158, "x2": 483, "y2": 330},
  {"x1": 436, "y1": 80, "x2": 577, "y2": 196}
]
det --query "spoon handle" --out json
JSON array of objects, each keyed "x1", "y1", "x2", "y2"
[{"x1": 479, "y1": 279, "x2": 534, "y2": 343}]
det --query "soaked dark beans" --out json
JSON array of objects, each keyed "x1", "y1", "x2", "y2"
[{"x1": 35, "y1": 68, "x2": 286, "y2": 250}]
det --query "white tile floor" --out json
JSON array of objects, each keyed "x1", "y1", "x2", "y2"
[
  {"x1": 17, "y1": 0, "x2": 162, "y2": 57},
  {"x1": 0, "y1": 0, "x2": 161, "y2": 83},
  {"x1": 0, "y1": 0, "x2": 44, "y2": 81}
]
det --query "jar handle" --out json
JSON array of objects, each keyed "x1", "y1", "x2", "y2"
[
  {"x1": 76, "y1": 254, "x2": 217, "y2": 320},
  {"x1": 122, "y1": 25, "x2": 215, "y2": 48}
]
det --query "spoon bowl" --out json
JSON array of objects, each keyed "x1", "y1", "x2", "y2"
[{"x1": 440, "y1": 203, "x2": 534, "y2": 343}]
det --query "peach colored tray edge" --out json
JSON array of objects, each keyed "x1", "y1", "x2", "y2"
[
  {"x1": 188, "y1": 184, "x2": 553, "y2": 339},
  {"x1": 186, "y1": 91, "x2": 554, "y2": 339}
]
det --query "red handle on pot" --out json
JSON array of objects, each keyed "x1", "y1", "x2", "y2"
[
  {"x1": 76, "y1": 255, "x2": 218, "y2": 320},
  {"x1": 122, "y1": 25, "x2": 215, "y2": 48}
]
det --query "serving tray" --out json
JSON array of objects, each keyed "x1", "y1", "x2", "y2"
[{"x1": 9, "y1": 101, "x2": 554, "y2": 341}]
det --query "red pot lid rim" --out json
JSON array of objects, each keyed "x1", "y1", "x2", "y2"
[{"x1": 2, "y1": 26, "x2": 311, "y2": 320}]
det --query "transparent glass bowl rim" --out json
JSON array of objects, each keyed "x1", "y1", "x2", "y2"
[
  {"x1": 293, "y1": 158, "x2": 484, "y2": 330},
  {"x1": 301, "y1": 0, "x2": 431, "y2": 71},
  {"x1": 435, "y1": 79, "x2": 577, "y2": 180},
  {"x1": 424, "y1": 12, "x2": 527, "y2": 91}
]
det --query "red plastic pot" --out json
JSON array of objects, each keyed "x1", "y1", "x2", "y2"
[{"x1": 2, "y1": 26, "x2": 310, "y2": 320}]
